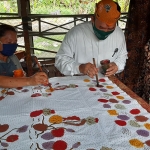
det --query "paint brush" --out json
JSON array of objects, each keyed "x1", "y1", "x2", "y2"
[
  {"x1": 93, "y1": 58, "x2": 99, "y2": 87},
  {"x1": 34, "y1": 57, "x2": 54, "y2": 91}
]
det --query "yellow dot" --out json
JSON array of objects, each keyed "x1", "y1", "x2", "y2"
[
  {"x1": 106, "y1": 86, "x2": 114, "y2": 89},
  {"x1": 116, "y1": 96, "x2": 124, "y2": 100},
  {"x1": 84, "y1": 79, "x2": 90, "y2": 82}
]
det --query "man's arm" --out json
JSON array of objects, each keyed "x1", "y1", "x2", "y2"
[
  {"x1": 55, "y1": 28, "x2": 81, "y2": 76},
  {"x1": 113, "y1": 42, "x2": 128, "y2": 74}
]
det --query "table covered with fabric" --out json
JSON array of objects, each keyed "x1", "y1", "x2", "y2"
[{"x1": 0, "y1": 75, "x2": 150, "y2": 150}]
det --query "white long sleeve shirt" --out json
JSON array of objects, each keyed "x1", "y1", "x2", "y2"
[{"x1": 55, "y1": 21, "x2": 128, "y2": 75}]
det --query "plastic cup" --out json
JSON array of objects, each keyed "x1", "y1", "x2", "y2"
[
  {"x1": 100, "y1": 59, "x2": 110, "y2": 75},
  {"x1": 13, "y1": 69, "x2": 24, "y2": 77}
]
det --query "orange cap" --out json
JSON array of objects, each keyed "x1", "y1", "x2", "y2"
[{"x1": 95, "y1": 0, "x2": 121, "y2": 26}]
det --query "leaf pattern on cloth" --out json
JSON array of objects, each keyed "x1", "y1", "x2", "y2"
[
  {"x1": 114, "y1": 104, "x2": 126, "y2": 109},
  {"x1": 100, "y1": 146, "x2": 114, "y2": 150},
  {"x1": 0, "y1": 124, "x2": 9, "y2": 132},
  {"x1": 41, "y1": 132, "x2": 54, "y2": 140},
  {"x1": 16, "y1": 125, "x2": 28, "y2": 133},
  {"x1": 72, "y1": 142, "x2": 81, "y2": 149},
  {"x1": 129, "y1": 120, "x2": 141, "y2": 128},
  {"x1": 122, "y1": 128, "x2": 131, "y2": 136}
]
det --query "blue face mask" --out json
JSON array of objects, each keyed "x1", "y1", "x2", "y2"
[
  {"x1": 0, "y1": 42, "x2": 18, "y2": 56},
  {"x1": 93, "y1": 24, "x2": 114, "y2": 40}
]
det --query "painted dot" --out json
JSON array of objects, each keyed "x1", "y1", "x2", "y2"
[
  {"x1": 129, "y1": 139, "x2": 144, "y2": 148},
  {"x1": 130, "y1": 109, "x2": 140, "y2": 115},
  {"x1": 122, "y1": 100, "x2": 131, "y2": 104},
  {"x1": 103, "y1": 104, "x2": 111, "y2": 108},
  {"x1": 117, "y1": 115, "x2": 130, "y2": 120},
  {"x1": 97, "y1": 85, "x2": 104, "y2": 88},
  {"x1": 92, "y1": 80, "x2": 96, "y2": 82},
  {"x1": 144, "y1": 123, "x2": 150, "y2": 130},
  {"x1": 46, "y1": 89, "x2": 51, "y2": 92},
  {"x1": 115, "y1": 120, "x2": 127, "y2": 126},
  {"x1": 112, "y1": 91, "x2": 120, "y2": 95},
  {"x1": 135, "y1": 116, "x2": 148, "y2": 122},
  {"x1": 109, "y1": 98, "x2": 118, "y2": 103},
  {"x1": 98, "y1": 99, "x2": 108, "y2": 103},
  {"x1": 145, "y1": 140, "x2": 150, "y2": 146},
  {"x1": 16, "y1": 87, "x2": 23, "y2": 90},
  {"x1": 84, "y1": 79, "x2": 90, "y2": 82},
  {"x1": 137, "y1": 129, "x2": 149, "y2": 137},
  {"x1": 100, "y1": 89, "x2": 107, "y2": 92},
  {"x1": 31, "y1": 93, "x2": 42, "y2": 97},
  {"x1": 107, "y1": 110, "x2": 118, "y2": 115},
  {"x1": 116, "y1": 96, "x2": 124, "y2": 100},
  {"x1": 106, "y1": 86, "x2": 114, "y2": 89},
  {"x1": 87, "y1": 84, "x2": 95, "y2": 87},
  {"x1": 89, "y1": 88, "x2": 96, "y2": 91},
  {"x1": 99, "y1": 79, "x2": 106, "y2": 82},
  {"x1": 22, "y1": 89, "x2": 29, "y2": 92}
]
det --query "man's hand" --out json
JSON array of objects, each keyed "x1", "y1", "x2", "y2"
[
  {"x1": 79, "y1": 63, "x2": 98, "y2": 78},
  {"x1": 105, "y1": 62, "x2": 118, "y2": 76}
]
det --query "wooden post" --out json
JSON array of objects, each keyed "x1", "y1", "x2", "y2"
[{"x1": 19, "y1": 0, "x2": 33, "y2": 76}]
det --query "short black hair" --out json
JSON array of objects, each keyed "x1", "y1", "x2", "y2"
[{"x1": 0, "y1": 24, "x2": 17, "y2": 38}]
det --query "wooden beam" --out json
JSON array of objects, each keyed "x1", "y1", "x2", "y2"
[{"x1": 20, "y1": 0, "x2": 33, "y2": 76}]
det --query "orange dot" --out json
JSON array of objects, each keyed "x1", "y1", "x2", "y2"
[
  {"x1": 116, "y1": 96, "x2": 124, "y2": 100},
  {"x1": 84, "y1": 79, "x2": 90, "y2": 82},
  {"x1": 49, "y1": 115, "x2": 63, "y2": 124},
  {"x1": 107, "y1": 110, "x2": 118, "y2": 116}
]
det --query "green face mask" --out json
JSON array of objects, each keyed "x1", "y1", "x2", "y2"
[{"x1": 93, "y1": 24, "x2": 114, "y2": 40}]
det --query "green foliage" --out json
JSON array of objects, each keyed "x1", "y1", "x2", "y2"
[
  {"x1": 0, "y1": 0, "x2": 130, "y2": 14},
  {"x1": 30, "y1": 0, "x2": 130, "y2": 14},
  {"x1": 0, "y1": 0, "x2": 18, "y2": 13},
  {"x1": 0, "y1": 4, "x2": 7, "y2": 13},
  {"x1": 114, "y1": 0, "x2": 130, "y2": 12}
]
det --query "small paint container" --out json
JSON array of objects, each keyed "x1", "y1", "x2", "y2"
[
  {"x1": 100, "y1": 59, "x2": 110, "y2": 75},
  {"x1": 13, "y1": 69, "x2": 24, "y2": 77}
]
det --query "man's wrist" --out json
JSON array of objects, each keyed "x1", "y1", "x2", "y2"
[{"x1": 79, "y1": 64, "x2": 85, "y2": 74}]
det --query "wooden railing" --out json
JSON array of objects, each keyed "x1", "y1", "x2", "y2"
[
  {"x1": 0, "y1": 13, "x2": 128, "y2": 76},
  {"x1": 0, "y1": 13, "x2": 128, "y2": 56}
]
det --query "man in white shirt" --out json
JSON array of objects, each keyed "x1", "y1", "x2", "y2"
[{"x1": 55, "y1": 0, "x2": 128, "y2": 78}]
